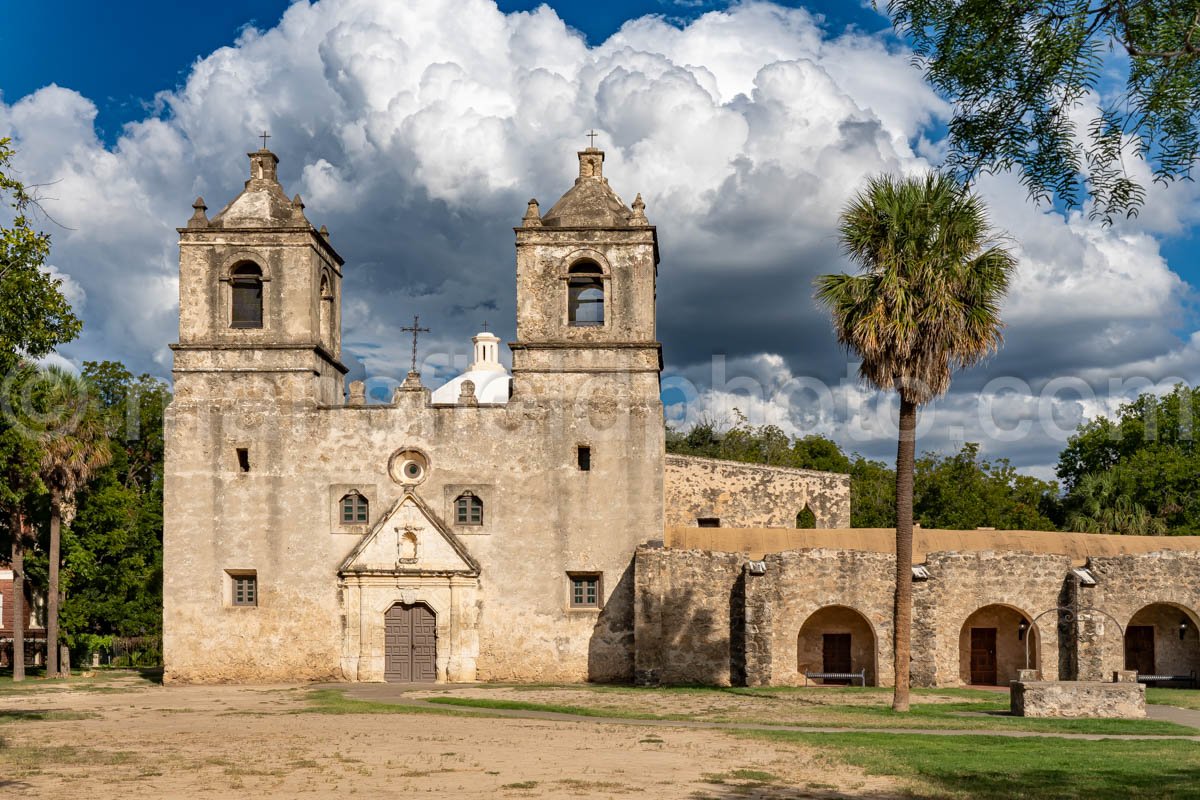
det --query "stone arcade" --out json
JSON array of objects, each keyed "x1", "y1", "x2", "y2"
[{"x1": 163, "y1": 144, "x2": 1200, "y2": 687}]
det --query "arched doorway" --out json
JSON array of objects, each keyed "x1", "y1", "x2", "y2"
[
  {"x1": 797, "y1": 605, "x2": 877, "y2": 685},
  {"x1": 959, "y1": 605, "x2": 1037, "y2": 686},
  {"x1": 1125, "y1": 603, "x2": 1200, "y2": 682},
  {"x1": 384, "y1": 602, "x2": 437, "y2": 683}
]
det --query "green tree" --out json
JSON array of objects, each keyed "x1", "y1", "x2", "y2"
[
  {"x1": 0, "y1": 138, "x2": 80, "y2": 371},
  {"x1": 36, "y1": 367, "x2": 112, "y2": 676},
  {"x1": 850, "y1": 456, "x2": 897, "y2": 527},
  {"x1": 1065, "y1": 468, "x2": 1166, "y2": 534},
  {"x1": 791, "y1": 435, "x2": 853, "y2": 473},
  {"x1": 58, "y1": 362, "x2": 167, "y2": 664},
  {"x1": 0, "y1": 364, "x2": 49, "y2": 681},
  {"x1": 1057, "y1": 384, "x2": 1200, "y2": 532},
  {"x1": 666, "y1": 416, "x2": 854, "y2": 474},
  {"x1": 815, "y1": 171, "x2": 1017, "y2": 711},
  {"x1": 0, "y1": 141, "x2": 81, "y2": 677},
  {"x1": 885, "y1": 1, "x2": 1200, "y2": 222},
  {"x1": 913, "y1": 443, "x2": 1059, "y2": 531}
]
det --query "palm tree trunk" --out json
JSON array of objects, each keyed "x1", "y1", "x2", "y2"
[
  {"x1": 11, "y1": 511, "x2": 26, "y2": 682},
  {"x1": 47, "y1": 491, "x2": 61, "y2": 677},
  {"x1": 892, "y1": 396, "x2": 917, "y2": 711}
]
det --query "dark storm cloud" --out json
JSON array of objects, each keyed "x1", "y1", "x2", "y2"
[{"x1": 2, "y1": 0, "x2": 1195, "y2": 475}]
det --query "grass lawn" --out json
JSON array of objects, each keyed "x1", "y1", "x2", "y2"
[
  {"x1": 745, "y1": 730, "x2": 1200, "y2": 799},
  {"x1": 409, "y1": 685, "x2": 1197, "y2": 736},
  {"x1": 1148, "y1": 687, "x2": 1200, "y2": 710},
  {"x1": 304, "y1": 688, "x2": 482, "y2": 717}
]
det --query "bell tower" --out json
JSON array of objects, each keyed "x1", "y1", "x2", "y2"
[
  {"x1": 512, "y1": 146, "x2": 660, "y2": 395},
  {"x1": 172, "y1": 146, "x2": 346, "y2": 406}
]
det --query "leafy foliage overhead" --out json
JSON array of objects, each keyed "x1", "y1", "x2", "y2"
[
  {"x1": 886, "y1": 0, "x2": 1200, "y2": 221},
  {"x1": 0, "y1": 138, "x2": 80, "y2": 371}
]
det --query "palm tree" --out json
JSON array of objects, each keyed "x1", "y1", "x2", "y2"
[
  {"x1": 815, "y1": 172, "x2": 1016, "y2": 711},
  {"x1": 1067, "y1": 470, "x2": 1166, "y2": 536},
  {"x1": 37, "y1": 366, "x2": 111, "y2": 677}
]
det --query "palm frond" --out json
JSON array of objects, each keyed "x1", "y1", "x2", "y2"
[{"x1": 815, "y1": 170, "x2": 1017, "y2": 404}]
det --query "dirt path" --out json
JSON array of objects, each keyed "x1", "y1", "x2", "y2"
[{"x1": 0, "y1": 680, "x2": 903, "y2": 799}]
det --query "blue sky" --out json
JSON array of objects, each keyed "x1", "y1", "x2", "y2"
[
  {"x1": 1, "y1": 1, "x2": 883, "y2": 141},
  {"x1": 2, "y1": 0, "x2": 1198, "y2": 476}
]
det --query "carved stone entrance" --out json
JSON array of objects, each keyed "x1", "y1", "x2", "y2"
[
  {"x1": 339, "y1": 491, "x2": 481, "y2": 683},
  {"x1": 384, "y1": 602, "x2": 437, "y2": 683}
]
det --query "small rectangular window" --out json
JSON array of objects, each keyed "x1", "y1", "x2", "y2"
[
  {"x1": 577, "y1": 446, "x2": 591, "y2": 471},
  {"x1": 697, "y1": 517, "x2": 720, "y2": 528},
  {"x1": 236, "y1": 448, "x2": 250, "y2": 472},
  {"x1": 231, "y1": 573, "x2": 257, "y2": 607},
  {"x1": 455, "y1": 493, "x2": 483, "y2": 525},
  {"x1": 568, "y1": 573, "x2": 602, "y2": 608},
  {"x1": 341, "y1": 493, "x2": 368, "y2": 524}
]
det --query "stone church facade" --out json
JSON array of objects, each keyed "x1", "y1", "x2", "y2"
[
  {"x1": 164, "y1": 144, "x2": 1200, "y2": 688},
  {"x1": 162, "y1": 144, "x2": 846, "y2": 684}
]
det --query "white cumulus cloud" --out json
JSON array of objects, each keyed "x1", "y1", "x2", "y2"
[{"x1": 0, "y1": 0, "x2": 1194, "y2": 471}]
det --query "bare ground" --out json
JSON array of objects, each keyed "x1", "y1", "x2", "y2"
[{"x1": 0, "y1": 675, "x2": 904, "y2": 799}]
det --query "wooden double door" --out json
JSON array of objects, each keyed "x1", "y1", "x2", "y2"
[{"x1": 384, "y1": 603, "x2": 437, "y2": 683}]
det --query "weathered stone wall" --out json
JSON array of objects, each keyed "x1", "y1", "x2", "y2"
[
  {"x1": 633, "y1": 546, "x2": 742, "y2": 686},
  {"x1": 912, "y1": 551, "x2": 1070, "y2": 686},
  {"x1": 632, "y1": 546, "x2": 1108, "y2": 688},
  {"x1": 165, "y1": 381, "x2": 663, "y2": 683},
  {"x1": 1073, "y1": 551, "x2": 1200, "y2": 681},
  {"x1": 165, "y1": 147, "x2": 665, "y2": 685},
  {"x1": 664, "y1": 455, "x2": 850, "y2": 529},
  {"x1": 745, "y1": 549, "x2": 894, "y2": 686},
  {"x1": 1011, "y1": 680, "x2": 1145, "y2": 718}
]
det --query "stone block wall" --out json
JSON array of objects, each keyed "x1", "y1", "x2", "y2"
[
  {"x1": 744, "y1": 549, "x2": 894, "y2": 686},
  {"x1": 634, "y1": 546, "x2": 742, "y2": 685},
  {"x1": 1011, "y1": 680, "x2": 1145, "y2": 718},
  {"x1": 911, "y1": 551, "x2": 1071, "y2": 686},
  {"x1": 634, "y1": 545, "x2": 1185, "y2": 688},
  {"x1": 664, "y1": 455, "x2": 849, "y2": 529},
  {"x1": 1073, "y1": 551, "x2": 1200, "y2": 681}
]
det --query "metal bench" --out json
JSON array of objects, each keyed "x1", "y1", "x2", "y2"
[
  {"x1": 1136, "y1": 671, "x2": 1197, "y2": 688},
  {"x1": 803, "y1": 669, "x2": 867, "y2": 687}
]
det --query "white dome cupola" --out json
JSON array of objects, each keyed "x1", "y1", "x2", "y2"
[
  {"x1": 470, "y1": 330, "x2": 504, "y2": 372},
  {"x1": 431, "y1": 328, "x2": 512, "y2": 406}
]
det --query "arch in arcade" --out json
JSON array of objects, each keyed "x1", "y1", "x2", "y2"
[
  {"x1": 958, "y1": 604, "x2": 1038, "y2": 686},
  {"x1": 797, "y1": 605, "x2": 878, "y2": 686}
]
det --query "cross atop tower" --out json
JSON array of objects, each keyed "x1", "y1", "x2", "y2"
[
  {"x1": 586, "y1": 129, "x2": 598, "y2": 148},
  {"x1": 401, "y1": 315, "x2": 430, "y2": 374},
  {"x1": 259, "y1": 130, "x2": 271, "y2": 150}
]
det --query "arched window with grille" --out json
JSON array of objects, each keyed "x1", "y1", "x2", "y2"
[
  {"x1": 340, "y1": 491, "x2": 368, "y2": 524},
  {"x1": 230, "y1": 262, "x2": 264, "y2": 328},
  {"x1": 455, "y1": 492, "x2": 483, "y2": 525},
  {"x1": 567, "y1": 261, "x2": 604, "y2": 326}
]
